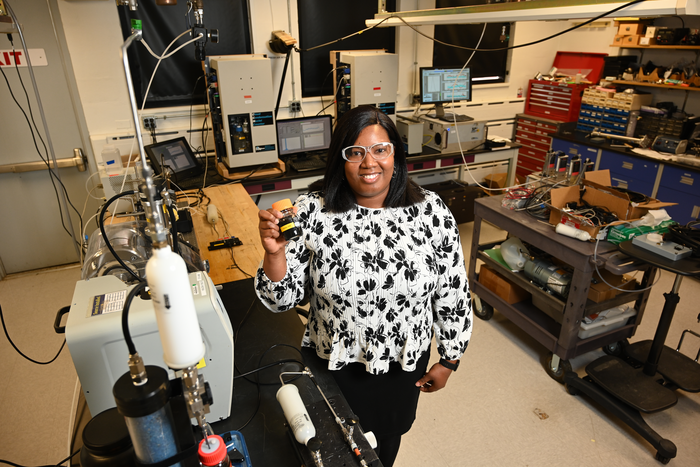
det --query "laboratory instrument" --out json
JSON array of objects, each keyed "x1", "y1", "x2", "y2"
[
  {"x1": 206, "y1": 54, "x2": 279, "y2": 169},
  {"x1": 332, "y1": 50, "x2": 398, "y2": 123}
]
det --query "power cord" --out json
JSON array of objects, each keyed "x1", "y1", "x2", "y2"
[
  {"x1": 0, "y1": 449, "x2": 79, "y2": 467},
  {"x1": 667, "y1": 220, "x2": 700, "y2": 255},
  {"x1": 0, "y1": 304, "x2": 66, "y2": 365}
]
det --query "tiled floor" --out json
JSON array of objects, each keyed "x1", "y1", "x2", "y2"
[{"x1": 1, "y1": 222, "x2": 699, "y2": 466}]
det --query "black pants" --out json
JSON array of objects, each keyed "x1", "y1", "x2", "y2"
[{"x1": 308, "y1": 350, "x2": 430, "y2": 467}]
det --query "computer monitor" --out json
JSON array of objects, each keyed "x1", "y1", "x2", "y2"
[
  {"x1": 419, "y1": 67, "x2": 473, "y2": 122},
  {"x1": 144, "y1": 136, "x2": 202, "y2": 181},
  {"x1": 276, "y1": 115, "x2": 333, "y2": 158}
]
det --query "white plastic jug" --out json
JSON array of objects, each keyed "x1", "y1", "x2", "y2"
[{"x1": 101, "y1": 145, "x2": 121, "y2": 176}]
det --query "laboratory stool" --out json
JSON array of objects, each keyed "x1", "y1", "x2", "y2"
[{"x1": 564, "y1": 239, "x2": 700, "y2": 464}]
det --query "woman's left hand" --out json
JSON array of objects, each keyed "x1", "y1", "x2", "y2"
[{"x1": 415, "y1": 363, "x2": 454, "y2": 393}]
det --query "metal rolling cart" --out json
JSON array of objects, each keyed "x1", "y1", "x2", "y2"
[{"x1": 467, "y1": 195, "x2": 656, "y2": 381}]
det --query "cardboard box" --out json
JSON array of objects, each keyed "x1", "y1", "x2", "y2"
[
  {"x1": 483, "y1": 172, "x2": 508, "y2": 195},
  {"x1": 547, "y1": 171, "x2": 676, "y2": 239},
  {"x1": 618, "y1": 23, "x2": 645, "y2": 36},
  {"x1": 588, "y1": 269, "x2": 637, "y2": 303},
  {"x1": 479, "y1": 265, "x2": 530, "y2": 305},
  {"x1": 584, "y1": 170, "x2": 675, "y2": 220}
]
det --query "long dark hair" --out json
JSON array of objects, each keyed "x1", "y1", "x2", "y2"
[{"x1": 309, "y1": 105, "x2": 425, "y2": 212}]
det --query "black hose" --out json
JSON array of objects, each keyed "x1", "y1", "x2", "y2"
[
  {"x1": 99, "y1": 190, "x2": 142, "y2": 282},
  {"x1": 274, "y1": 49, "x2": 292, "y2": 118},
  {"x1": 121, "y1": 281, "x2": 149, "y2": 356}
]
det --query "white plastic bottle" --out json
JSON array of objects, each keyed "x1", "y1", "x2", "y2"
[
  {"x1": 276, "y1": 384, "x2": 316, "y2": 445},
  {"x1": 145, "y1": 247, "x2": 205, "y2": 369},
  {"x1": 101, "y1": 145, "x2": 121, "y2": 176},
  {"x1": 555, "y1": 223, "x2": 591, "y2": 241}
]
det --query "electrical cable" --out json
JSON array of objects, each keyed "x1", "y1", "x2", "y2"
[
  {"x1": 99, "y1": 190, "x2": 143, "y2": 282},
  {"x1": 317, "y1": 67, "x2": 348, "y2": 116},
  {"x1": 0, "y1": 57, "x2": 84, "y2": 252},
  {"x1": 166, "y1": 203, "x2": 181, "y2": 255},
  {"x1": 447, "y1": 23, "x2": 487, "y2": 186},
  {"x1": 0, "y1": 449, "x2": 80, "y2": 467},
  {"x1": 317, "y1": 66, "x2": 347, "y2": 117},
  {"x1": 667, "y1": 220, "x2": 700, "y2": 255},
  {"x1": 121, "y1": 281, "x2": 149, "y2": 356},
  {"x1": 234, "y1": 355, "x2": 305, "y2": 432},
  {"x1": 117, "y1": 29, "x2": 199, "y2": 203},
  {"x1": 390, "y1": 0, "x2": 647, "y2": 53},
  {"x1": 235, "y1": 358, "x2": 306, "y2": 381},
  {"x1": 84, "y1": 171, "x2": 104, "y2": 201},
  {"x1": 593, "y1": 235, "x2": 662, "y2": 293},
  {"x1": 3, "y1": 4, "x2": 83, "y2": 260},
  {"x1": 0, "y1": 304, "x2": 66, "y2": 365},
  {"x1": 296, "y1": 16, "x2": 393, "y2": 52}
]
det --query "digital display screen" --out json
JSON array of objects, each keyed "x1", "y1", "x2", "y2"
[
  {"x1": 419, "y1": 67, "x2": 472, "y2": 105},
  {"x1": 276, "y1": 115, "x2": 333, "y2": 157},
  {"x1": 144, "y1": 136, "x2": 201, "y2": 180}
]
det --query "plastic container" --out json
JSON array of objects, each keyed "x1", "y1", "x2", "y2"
[
  {"x1": 276, "y1": 383, "x2": 316, "y2": 445},
  {"x1": 198, "y1": 434, "x2": 230, "y2": 466},
  {"x1": 79, "y1": 407, "x2": 136, "y2": 467},
  {"x1": 101, "y1": 145, "x2": 122, "y2": 176},
  {"x1": 271, "y1": 199, "x2": 302, "y2": 242},
  {"x1": 578, "y1": 305, "x2": 637, "y2": 339}
]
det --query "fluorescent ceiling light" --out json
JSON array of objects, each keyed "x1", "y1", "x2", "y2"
[{"x1": 366, "y1": 0, "x2": 699, "y2": 27}]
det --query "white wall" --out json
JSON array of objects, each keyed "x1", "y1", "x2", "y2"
[{"x1": 54, "y1": 1, "x2": 699, "y2": 161}]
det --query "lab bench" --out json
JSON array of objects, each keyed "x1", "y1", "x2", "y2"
[{"x1": 468, "y1": 195, "x2": 657, "y2": 381}]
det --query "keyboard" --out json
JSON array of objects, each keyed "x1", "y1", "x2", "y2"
[
  {"x1": 171, "y1": 171, "x2": 225, "y2": 191},
  {"x1": 435, "y1": 113, "x2": 474, "y2": 123},
  {"x1": 290, "y1": 156, "x2": 326, "y2": 172}
]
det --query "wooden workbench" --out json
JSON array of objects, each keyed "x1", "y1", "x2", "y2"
[{"x1": 190, "y1": 184, "x2": 266, "y2": 285}]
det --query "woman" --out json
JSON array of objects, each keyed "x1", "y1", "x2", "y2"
[{"x1": 255, "y1": 105, "x2": 472, "y2": 466}]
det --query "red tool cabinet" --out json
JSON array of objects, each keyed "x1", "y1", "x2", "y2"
[{"x1": 524, "y1": 52, "x2": 607, "y2": 122}]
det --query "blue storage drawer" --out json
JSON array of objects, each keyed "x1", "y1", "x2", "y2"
[
  {"x1": 659, "y1": 165, "x2": 698, "y2": 197},
  {"x1": 598, "y1": 150, "x2": 659, "y2": 183},
  {"x1": 655, "y1": 186, "x2": 700, "y2": 225},
  {"x1": 551, "y1": 138, "x2": 599, "y2": 164},
  {"x1": 604, "y1": 171, "x2": 655, "y2": 197}
]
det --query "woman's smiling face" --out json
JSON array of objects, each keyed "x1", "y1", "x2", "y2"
[{"x1": 343, "y1": 124, "x2": 394, "y2": 209}]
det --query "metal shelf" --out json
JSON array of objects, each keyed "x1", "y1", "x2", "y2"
[{"x1": 612, "y1": 80, "x2": 700, "y2": 92}]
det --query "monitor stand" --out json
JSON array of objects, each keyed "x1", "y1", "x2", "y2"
[{"x1": 427, "y1": 103, "x2": 473, "y2": 123}]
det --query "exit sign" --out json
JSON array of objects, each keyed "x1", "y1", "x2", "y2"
[{"x1": 0, "y1": 48, "x2": 47, "y2": 67}]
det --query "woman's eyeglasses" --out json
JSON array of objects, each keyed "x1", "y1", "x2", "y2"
[{"x1": 341, "y1": 142, "x2": 394, "y2": 163}]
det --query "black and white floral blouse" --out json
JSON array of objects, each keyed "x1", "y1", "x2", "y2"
[{"x1": 255, "y1": 189, "x2": 472, "y2": 375}]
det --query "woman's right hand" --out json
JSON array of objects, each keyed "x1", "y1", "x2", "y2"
[{"x1": 258, "y1": 208, "x2": 286, "y2": 255}]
